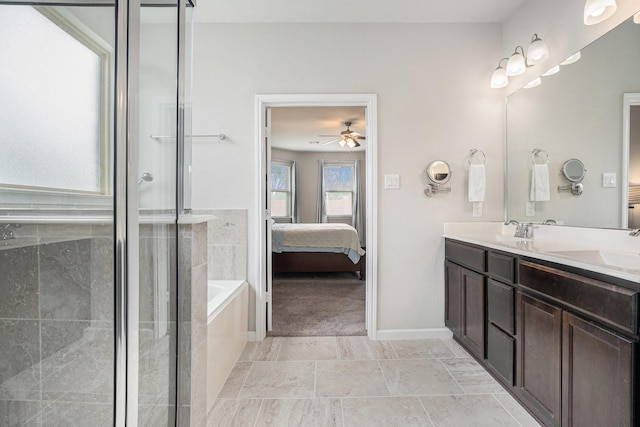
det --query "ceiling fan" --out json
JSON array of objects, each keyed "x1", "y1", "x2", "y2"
[{"x1": 320, "y1": 121, "x2": 366, "y2": 148}]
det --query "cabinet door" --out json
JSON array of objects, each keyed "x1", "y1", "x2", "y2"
[
  {"x1": 518, "y1": 293, "x2": 562, "y2": 427},
  {"x1": 461, "y1": 268, "x2": 485, "y2": 359},
  {"x1": 562, "y1": 312, "x2": 634, "y2": 427},
  {"x1": 445, "y1": 261, "x2": 462, "y2": 338}
]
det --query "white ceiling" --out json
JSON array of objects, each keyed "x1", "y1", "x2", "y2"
[
  {"x1": 271, "y1": 107, "x2": 366, "y2": 152},
  {"x1": 193, "y1": 0, "x2": 525, "y2": 24}
]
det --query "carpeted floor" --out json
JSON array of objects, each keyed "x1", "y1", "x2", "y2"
[{"x1": 269, "y1": 272, "x2": 366, "y2": 337}]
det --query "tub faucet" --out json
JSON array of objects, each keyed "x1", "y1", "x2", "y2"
[
  {"x1": 1, "y1": 224, "x2": 15, "y2": 240},
  {"x1": 504, "y1": 220, "x2": 520, "y2": 226},
  {"x1": 629, "y1": 229, "x2": 640, "y2": 237},
  {"x1": 542, "y1": 219, "x2": 557, "y2": 225}
]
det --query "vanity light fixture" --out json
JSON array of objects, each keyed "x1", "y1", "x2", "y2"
[
  {"x1": 542, "y1": 65, "x2": 560, "y2": 76},
  {"x1": 560, "y1": 51, "x2": 581, "y2": 65},
  {"x1": 506, "y1": 46, "x2": 528, "y2": 76},
  {"x1": 524, "y1": 77, "x2": 541, "y2": 89},
  {"x1": 584, "y1": 0, "x2": 617, "y2": 25},
  {"x1": 490, "y1": 58, "x2": 509, "y2": 88},
  {"x1": 634, "y1": 12, "x2": 640, "y2": 23},
  {"x1": 491, "y1": 33, "x2": 549, "y2": 88},
  {"x1": 527, "y1": 34, "x2": 550, "y2": 64}
]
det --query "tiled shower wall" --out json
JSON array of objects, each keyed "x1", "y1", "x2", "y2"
[
  {"x1": 0, "y1": 223, "x2": 114, "y2": 426},
  {"x1": 0, "y1": 222, "x2": 177, "y2": 426},
  {"x1": 203, "y1": 209, "x2": 247, "y2": 281}
]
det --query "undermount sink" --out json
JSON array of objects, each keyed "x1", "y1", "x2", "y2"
[{"x1": 548, "y1": 250, "x2": 640, "y2": 271}]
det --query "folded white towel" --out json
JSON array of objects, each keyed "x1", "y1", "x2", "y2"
[
  {"x1": 468, "y1": 164, "x2": 486, "y2": 202},
  {"x1": 530, "y1": 163, "x2": 550, "y2": 201}
]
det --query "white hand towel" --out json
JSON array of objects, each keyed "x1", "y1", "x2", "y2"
[
  {"x1": 468, "y1": 164, "x2": 486, "y2": 202},
  {"x1": 530, "y1": 163, "x2": 550, "y2": 201}
]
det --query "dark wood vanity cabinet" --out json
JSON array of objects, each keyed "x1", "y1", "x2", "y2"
[
  {"x1": 518, "y1": 260, "x2": 638, "y2": 427},
  {"x1": 445, "y1": 238, "x2": 640, "y2": 427},
  {"x1": 444, "y1": 241, "x2": 486, "y2": 360}
]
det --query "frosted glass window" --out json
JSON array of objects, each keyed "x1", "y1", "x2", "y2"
[{"x1": 0, "y1": 6, "x2": 107, "y2": 193}]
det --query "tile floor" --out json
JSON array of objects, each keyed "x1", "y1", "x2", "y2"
[{"x1": 207, "y1": 336, "x2": 542, "y2": 427}]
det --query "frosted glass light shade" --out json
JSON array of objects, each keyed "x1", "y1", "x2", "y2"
[
  {"x1": 527, "y1": 36, "x2": 549, "y2": 64},
  {"x1": 490, "y1": 67, "x2": 508, "y2": 88},
  {"x1": 584, "y1": 0, "x2": 617, "y2": 25},
  {"x1": 542, "y1": 65, "x2": 560, "y2": 76},
  {"x1": 634, "y1": 12, "x2": 640, "y2": 23},
  {"x1": 524, "y1": 77, "x2": 541, "y2": 89},
  {"x1": 560, "y1": 51, "x2": 581, "y2": 65},
  {"x1": 506, "y1": 51, "x2": 526, "y2": 76}
]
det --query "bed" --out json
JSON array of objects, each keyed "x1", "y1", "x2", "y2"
[{"x1": 271, "y1": 223, "x2": 366, "y2": 279}]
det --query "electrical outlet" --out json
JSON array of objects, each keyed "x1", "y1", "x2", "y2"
[
  {"x1": 526, "y1": 201, "x2": 536, "y2": 217},
  {"x1": 472, "y1": 202, "x2": 483, "y2": 218}
]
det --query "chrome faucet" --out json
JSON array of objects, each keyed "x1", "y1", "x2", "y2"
[
  {"x1": 1, "y1": 224, "x2": 16, "y2": 240},
  {"x1": 542, "y1": 219, "x2": 558, "y2": 225},
  {"x1": 629, "y1": 229, "x2": 640, "y2": 237},
  {"x1": 504, "y1": 220, "x2": 520, "y2": 226}
]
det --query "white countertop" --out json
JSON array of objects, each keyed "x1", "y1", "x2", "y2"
[{"x1": 444, "y1": 222, "x2": 640, "y2": 283}]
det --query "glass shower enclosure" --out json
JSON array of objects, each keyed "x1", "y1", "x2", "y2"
[{"x1": 0, "y1": 0, "x2": 193, "y2": 425}]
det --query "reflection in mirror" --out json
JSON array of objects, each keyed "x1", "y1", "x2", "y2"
[
  {"x1": 562, "y1": 159, "x2": 586, "y2": 183},
  {"x1": 506, "y1": 17, "x2": 640, "y2": 229},
  {"x1": 424, "y1": 160, "x2": 452, "y2": 197}
]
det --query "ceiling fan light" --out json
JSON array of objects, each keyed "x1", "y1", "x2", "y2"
[
  {"x1": 560, "y1": 51, "x2": 581, "y2": 65},
  {"x1": 584, "y1": 0, "x2": 617, "y2": 25},
  {"x1": 527, "y1": 34, "x2": 549, "y2": 64},
  {"x1": 634, "y1": 11, "x2": 640, "y2": 23},
  {"x1": 338, "y1": 139, "x2": 346, "y2": 147},
  {"x1": 346, "y1": 138, "x2": 357, "y2": 148},
  {"x1": 506, "y1": 50, "x2": 526, "y2": 76}
]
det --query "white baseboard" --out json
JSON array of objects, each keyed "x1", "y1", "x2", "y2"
[{"x1": 375, "y1": 328, "x2": 453, "y2": 340}]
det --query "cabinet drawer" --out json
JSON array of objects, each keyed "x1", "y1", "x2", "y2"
[
  {"x1": 445, "y1": 240, "x2": 486, "y2": 272},
  {"x1": 519, "y1": 260, "x2": 639, "y2": 334},
  {"x1": 488, "y1": 279, "x2": 515, "y2": 335},
  {"x1": 487, "y1": 251, "x2": 516, "y2": 284},
  {"x1": 487, "y1": 323, "x2": 515, "y2": 386}
]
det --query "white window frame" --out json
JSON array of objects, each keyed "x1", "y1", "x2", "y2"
[
  {"x1": 270, "y1": 159, "x2": 295, "y2": 222},
  {"x1": 0, "y1": 6, "x2": 112, "y2": 207},
  {"x1": 323, "y1": 161, "x2": 356, "y2": 223}
]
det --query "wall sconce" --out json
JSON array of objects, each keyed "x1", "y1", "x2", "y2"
[
  {"x1": 506, "y1": 46, "x2": 528, "y2": 76},
  {"x1": 584, "y1": 0, "x2": 617, "y2": 25},
  {"x1": 527, "y1": 34, "x2": 550, "y2": 64},
  {"x1": 490, "y1": 58, "x2": 509, "y2": 88},
  {"x1": 491, "y1": 34, "x2": 549, "y2": 88}
]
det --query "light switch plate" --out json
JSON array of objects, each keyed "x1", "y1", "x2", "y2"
[
  {"x1": 602, "y1": 172, "x2": 616, "y2": 188},
  {"x1": 472, "y1": 202, "x2": 483, "y2": 218},
  {"x1": 384, "y1": 174, "x2": 400, "y2": 189},
  {"x1": 525, "y1": 201, "x2": 536, "y2": 217}
]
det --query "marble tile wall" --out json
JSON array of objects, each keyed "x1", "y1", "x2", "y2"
[
  {"x1": 0, "y1": 223, "x2": 115, "y2": 426},
  {"x1": 197, "y1": 209, "x2": 247, "y2": 281},
  {"x1": 178, "y1": 221, "x2": 209, "y2": 427}
]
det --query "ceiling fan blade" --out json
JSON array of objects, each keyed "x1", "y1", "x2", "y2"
[
  {"x1": 318, "y1": 134, "x2": 340, "y2": 137},
  {"x1": 322, "y1": 139, "x2": 341, "y2": 145},
  {"x1": 355, "y1": 135, "x2": 366, "y2": 140}
]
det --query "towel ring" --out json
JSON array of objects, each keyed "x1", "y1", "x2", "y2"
[
  {"x1": 531, "y1": 148, "x2": 549, "y2": 165},
  {"x1": 467, "y1": 149, "x2": 486, "y2": 166}
]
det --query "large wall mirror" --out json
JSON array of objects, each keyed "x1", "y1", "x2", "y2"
[{"x1": 506, "y1": 14, "x2": 640, "y2": 229}]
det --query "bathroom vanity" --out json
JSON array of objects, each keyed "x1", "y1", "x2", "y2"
[{"x1": 444, "y1": 223, "x2": 639, "y2": 427}]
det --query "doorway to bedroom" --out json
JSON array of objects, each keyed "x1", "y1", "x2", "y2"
[{"x1": 256, "y1": 94, "x2": 378, "y2": 341}]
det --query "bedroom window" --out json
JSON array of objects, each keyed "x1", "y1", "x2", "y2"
[
  {"x1": 271, "y1": 160, "x2": 296, "y2": 222},
  {"x1": 323, "y1": 163, "x2": 355, "y2": 218}
]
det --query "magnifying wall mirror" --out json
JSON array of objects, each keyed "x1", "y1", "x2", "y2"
[
  {"x1": 558, "y1": 158, "x2": 586, "y2": 195},
  {"x1": 424, "y1": 160, "x2": 452, "y2": 197}
]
